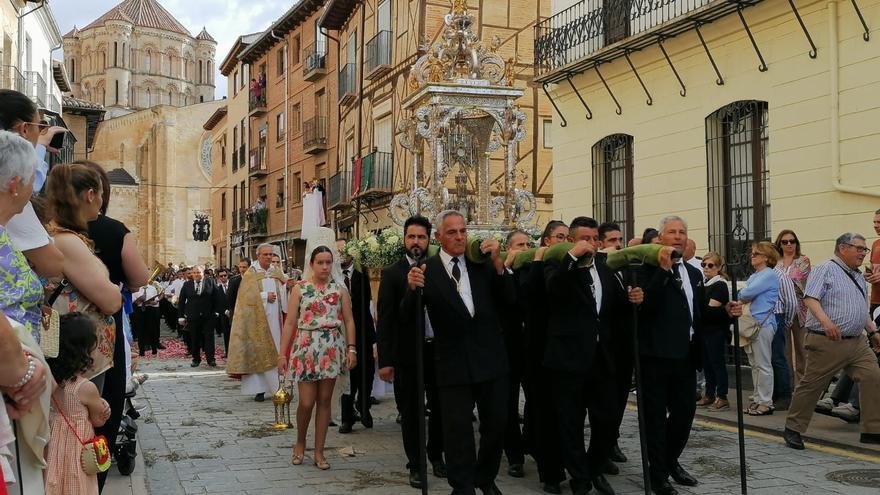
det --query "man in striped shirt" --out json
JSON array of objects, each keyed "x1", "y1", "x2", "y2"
[{"x1": 783, "y1": 233, "x2": 880, "y2": 449}]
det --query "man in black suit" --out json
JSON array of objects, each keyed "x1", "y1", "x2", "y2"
[
  {"x1": 378, "y1": 216, "x2": 447, "y2": 488},
  {"x1": 178, "y1": 265, "x2": 221, "y2": 367},
  {"x1": 544, "y1": 217, "x2": 642, "y2": 495},
  {"x1": 637, "y1": 215, "x2": 705, "y2": 495},
  {"x1": 404, "y1": 210, "x2": 514, "y2": 495},
  {"x1": 337, "y1": 238, "x2": 377, "y2": 433},
  {"x1": 226, "y1": 258, "x2": 250, "y2": 323},
  {"x1": 215, "y1": 268, "x2": 233, "y2": 356}
]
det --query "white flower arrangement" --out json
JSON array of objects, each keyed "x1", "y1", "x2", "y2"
[{"x1": 344, "y1": 228, "x2": 407, "y2": 268}]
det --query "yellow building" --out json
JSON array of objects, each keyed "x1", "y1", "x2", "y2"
[
  {"x1": 538, "y1": 0, "x2": 880, "y2": 263},
  {"x1": 62, "y1": 0, "x2": 217, "y2": 117},
  {"x1": 319, "y1": 0, "x2": 555, "y2": 236},
  {"x1": 88, "y1": 100, "x2": 224, "y2": 265}
]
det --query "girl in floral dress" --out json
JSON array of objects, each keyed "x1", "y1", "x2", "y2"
[{"x1": 278, "y1": 246, "x2": 357, "y2": 470}]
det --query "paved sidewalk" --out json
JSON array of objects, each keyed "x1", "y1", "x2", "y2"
[{"x1": 124, "y1": 356, "x2": 880, "y2": 495}]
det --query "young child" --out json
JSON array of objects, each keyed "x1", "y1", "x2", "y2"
[{"x1": 45, "y1": 313, "x2": 111, "y2": 495}]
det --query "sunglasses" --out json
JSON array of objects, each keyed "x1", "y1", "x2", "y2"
[
  {"x1": 700, "y1": 262, "x2": 716, "y2": 268},
  {"x1": 779, "y1": 239, "x2": 797, "y2": 245}
]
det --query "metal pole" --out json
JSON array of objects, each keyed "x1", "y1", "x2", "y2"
[
  {"x1": 729, "y1": 273, "x2": 748, "y2": 495},
  {"x1": 412, "y1": 247, "x2": 428, "y2": 494},
  {"x1": 627, "y1": 262, "x2": 651, "y2": 495}
]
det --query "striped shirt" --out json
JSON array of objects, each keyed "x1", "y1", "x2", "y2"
[
  {"x1": 774, "y1": 269, "x2": 799, "y2": 328},
  {"x1": 803, "y1": 257, "x2": 869, "y2": 337}
]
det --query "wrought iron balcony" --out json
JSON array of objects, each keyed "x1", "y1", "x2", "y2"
[
  {"x1": 248, "y1": 77, "x2": 267, "y2": 115},
  {"x1": 249, "y1": 148, "x2": 267, "y2": 177},
  {"x1": 352, "y1": 151, "x2": 393, "y2": 202},
  {"x1": 45, "y1": 93, "x2": 61, "y2": 114},
  {"x1": 534, "y1": 0, "x2": 751, "y2": 83},
  {"x1": 24, "y1": 71, "x2": 46, "y2": 108},
  {"x1": 238, "y1": 209, "x2": 247, "y2": 232},
  {"x1": 1, "y1": 65, "x2": 25, "y2": 92},
  {"x1": 327, "y1": 170, "x2": 354, "y2": 211},
  {"x1": 248, "y1": 205, "x2": 268, "y2": 238},
  {"x1": 338, "y1": 63, "x2": 357, "y2": 105},
  {"x1": 365, "y1": 30, "x2": 393, "y2": 80},
  {"x1": 303, "y1": 40, "x2": 327, "y2": 82},
  {"x1": 303, "y1": 116, "x2": 328, "y2": 154}
]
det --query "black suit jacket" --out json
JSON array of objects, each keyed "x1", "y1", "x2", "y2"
[
  {"x1": 345, "y1": 266, "x2": 376, "y2": 350},
  {"x1": 543, "y1": 253, "x2": 627, "y2": 373},
  {"x1": 637, "y1": 261, "x2": 704, "y2": 361},
  {"x1": 177, "y1": 278, "x2": 220, "y2": 322},
  {"x1": 377, "y1": 258, "x2": 416, "y2": 369},
  {"x1": 226, "y1": 274, "x2": 242, "y2": 318},
  {"x1": 401, "y1": 255, "x2": 515, "y2": 387}
]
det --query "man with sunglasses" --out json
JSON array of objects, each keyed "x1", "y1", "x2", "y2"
[{"x1": 783, "y1": 233, "x2": 880, "y2": 449}]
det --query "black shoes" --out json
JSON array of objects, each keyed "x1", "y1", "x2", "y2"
[
  {"x1": 361, "y1": 411, "x2": 374, "y2": 428},
  {"x1": 651, "y1": 479, "x2": 679, "y2": 495},
  {"x1": 610, "y1": 443, "x2": 627, "y2": 463},
  {"x1": 600, "y1": 459, "x2": 620, "y2": 476},
  {"x1": 542, "y1": 482, "x2": 562, "y2": 494},
  {"x1": 338, "y1": 421, "x2": 354, "y2": 434},
  {"x1": 339, "y1": 394, "x2": 356, "y2": 433},
  {"x1": 157, "y1": 343, "x2": 166, "y2": 350},
  {"x1": 254, "y1": 393, "x2": 265, "y2": 402},
  {"x1": 432, "y1": 461, "x2": 447, "y2": 478},
  {"x1": 507, "y1": 463, "x2": 524, "y2": 478},
  {"x1": 669, "y1": 463, "x2": 698, "y2": 487},
  {"x1": 408, "y1": 470, "x2": 422, "y2": 488},
  {"x1": 860, "y1": 433, "x2": 880, "y2": 444},
  {"x1": 479, "y1": 482, "x2": 503, "y2": 495},
  {"x1": 190, "y1": 361, "x2": 200, "y2": 367},
  {"x1": 591, "y1": 474, "x2": 616, "y2": 495},
  {"x1": 207, "y1": 361, "x2": 217, "y2": 367},
  {"x1": 783, "y1": 428, "x2": 805, "y2": 450}
]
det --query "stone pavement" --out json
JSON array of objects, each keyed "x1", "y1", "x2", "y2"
[{"x1": 119, "y1": 357, "x2": 880, "y2": 495}]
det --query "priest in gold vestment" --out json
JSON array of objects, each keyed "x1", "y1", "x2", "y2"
[{"x1": 226, "y1": 243, "x2": 288, "y2": 401}]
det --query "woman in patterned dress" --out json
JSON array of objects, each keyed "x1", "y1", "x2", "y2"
[
  {"x1": 278, "y1": 246, "x2": 357, "y2": 470},
  {"x1": 45, "y1": 163, "x2": 122, "y2": 391},
  {"x1": 0, "y1": 131, "x2": 43, "y2": 342}
]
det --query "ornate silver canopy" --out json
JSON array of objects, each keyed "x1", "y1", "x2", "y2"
[{"x1": 390, "y1": 0, "x2": 536, "y2": 235}]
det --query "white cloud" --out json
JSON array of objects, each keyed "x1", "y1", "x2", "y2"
[{"x1": 51, "y1": 0, "x2": 289, "y2": 98}]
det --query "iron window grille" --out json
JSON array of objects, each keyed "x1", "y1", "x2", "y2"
[{"x1": 592, "y1": 134, "x2": 634, "y2": 241}]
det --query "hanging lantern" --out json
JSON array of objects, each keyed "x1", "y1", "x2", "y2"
[{"x1": 271, "y1": 376, "x2": 293, "y2": 430}]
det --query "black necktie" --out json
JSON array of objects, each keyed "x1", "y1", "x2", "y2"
[
  {"x1": 196, "y1": 281, "x2": 201, "y2": 295},
  {"x1": 344, "y1": 269, "x2": 351, "y2": 291},
  {"x1": 451, "y1": 257, "x2": 461, "y2": 285}
]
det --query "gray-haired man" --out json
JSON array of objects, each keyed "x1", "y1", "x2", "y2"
[{"x1": 783, "y1": 233, "x2": 880, "y2": 449}]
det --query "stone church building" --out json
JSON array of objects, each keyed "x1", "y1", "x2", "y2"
[{"x1": 61, "y1": 0, "x2": 218, "y2": 266}]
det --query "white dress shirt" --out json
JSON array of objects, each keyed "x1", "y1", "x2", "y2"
[
  {"x1": 589, "y1": 263, "x2": 603, "y2": 314},
  {"x1": 438, "y1": 249, "x2": 475, "y2": 317},
  {"x1": 674, "y1": 261, "x2": 696, "y2": 339}
]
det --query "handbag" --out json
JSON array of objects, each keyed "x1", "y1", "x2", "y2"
[
  {"x1": 51, "y1": 396, "x2": 111, "y2": 475},
  {"x1": 40, "y1": 279, "x2": 68, "y2": 359},
  {"x1": 736, "y1": 304, "x2": 773, "y2": 347}
]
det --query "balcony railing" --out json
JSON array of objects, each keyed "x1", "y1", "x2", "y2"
[
  {"x1": 1, "y1": 65, "x2": 25, "y2": 92},
  {"x1": 303, "y1": 40, "x2": 327, "y2": 81},
  {"x1": 338, "y1": 63, "x2": 357, "y2": 105},
  {"x1": 303, "y1": 116, "x2": 328, "y2": 154},
  {"x1": 45, "y1": 93, "x2": 61, "y2": 114},
  {"x1": 249, "y1": 148, "x2": 267, "y2": 176},
  {"x1": 248, "y1": 205, "x2": 267, "y2": 237},
  {"x1": 328, "y1": 170, "x2": 354, "y2": 210},
  {"x1": 365, "y1": 31, "x2": 393, "y2": 80},
  {"x1": 535, "y1": 0, "x2": 736, "y2": 82},
  {"x1": 248, "y1": 76, "x2": 267, "y2": 115},
  {"x1": 353, "y1": 151, "x2": 393, "y2": 202},
  {"x1": 238, "y1": 209, "x2": 247, "y2": 232},
  {"x1": 24, "y1": 71, "x2": 46, "y2": 108}
]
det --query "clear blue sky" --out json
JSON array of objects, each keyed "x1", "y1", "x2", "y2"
[{"x1": 51, "y1": 0, "x2": 292, "y2": 97}]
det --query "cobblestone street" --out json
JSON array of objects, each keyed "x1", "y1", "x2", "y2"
[{"x1": 121, "y1": 356, "x2": 880, "y2": 495}]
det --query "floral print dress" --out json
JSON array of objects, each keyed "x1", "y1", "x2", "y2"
[
  {"x1": 290, "y1": 280, "x2": 347, "y2": 382},
  {"x1": 0, "y1": 225, "x2": 43, "y2": 342}
]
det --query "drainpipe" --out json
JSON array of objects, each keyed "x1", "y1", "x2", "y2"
[
  {"x1": 321, "y1": 25, "x2": 340, "y2": 232},
  {"x1": 354, "y1": 0, "x2": 366, "y2": 240},
  {"x1": 828, "y1": 0, "x2": 880, "y2": 197},
  {"x1": 269, "y1": 29, "x2": 291, "y2": 253}
]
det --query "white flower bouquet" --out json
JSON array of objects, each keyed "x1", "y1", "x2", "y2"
[{"x1": 344, "y1": 228, "x2": 406, "y2": 268}]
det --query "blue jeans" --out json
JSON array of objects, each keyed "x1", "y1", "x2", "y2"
[{"x1": 772, "y1": 314, "x2": 791, "y2": 400}]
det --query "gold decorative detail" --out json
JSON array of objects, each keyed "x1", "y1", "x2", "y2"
[
  {"x1": 407, "y1": 70, "x2": 419, "y2": 90},
  {"x1": 505, "y1": 57, "x2": 516, "y2": 87},
  {"x1": 489, "y1": 35, "x2": 502, "y2": 53},
  {"x1": 426, "y1": 56, "x2": 446, "y2": 83},
  {"x1": 451, "y1": 0, "x2": 468, "y2": 15}
]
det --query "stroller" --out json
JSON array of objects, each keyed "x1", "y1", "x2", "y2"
[{"x1": 114, "y1": 373, "x2": 148, "y2": 475}]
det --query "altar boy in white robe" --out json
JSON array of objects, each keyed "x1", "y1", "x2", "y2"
[{"x1": 226, "y1": 243, "x2": 288, "y2": 401}]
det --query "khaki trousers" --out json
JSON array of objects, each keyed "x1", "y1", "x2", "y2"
[
  {"x1": 786, "y1": 332, "x2": 880, "y2": 434},
  {"x1": 785, "y1": 321, "x2": 807, "y2": 387}
]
